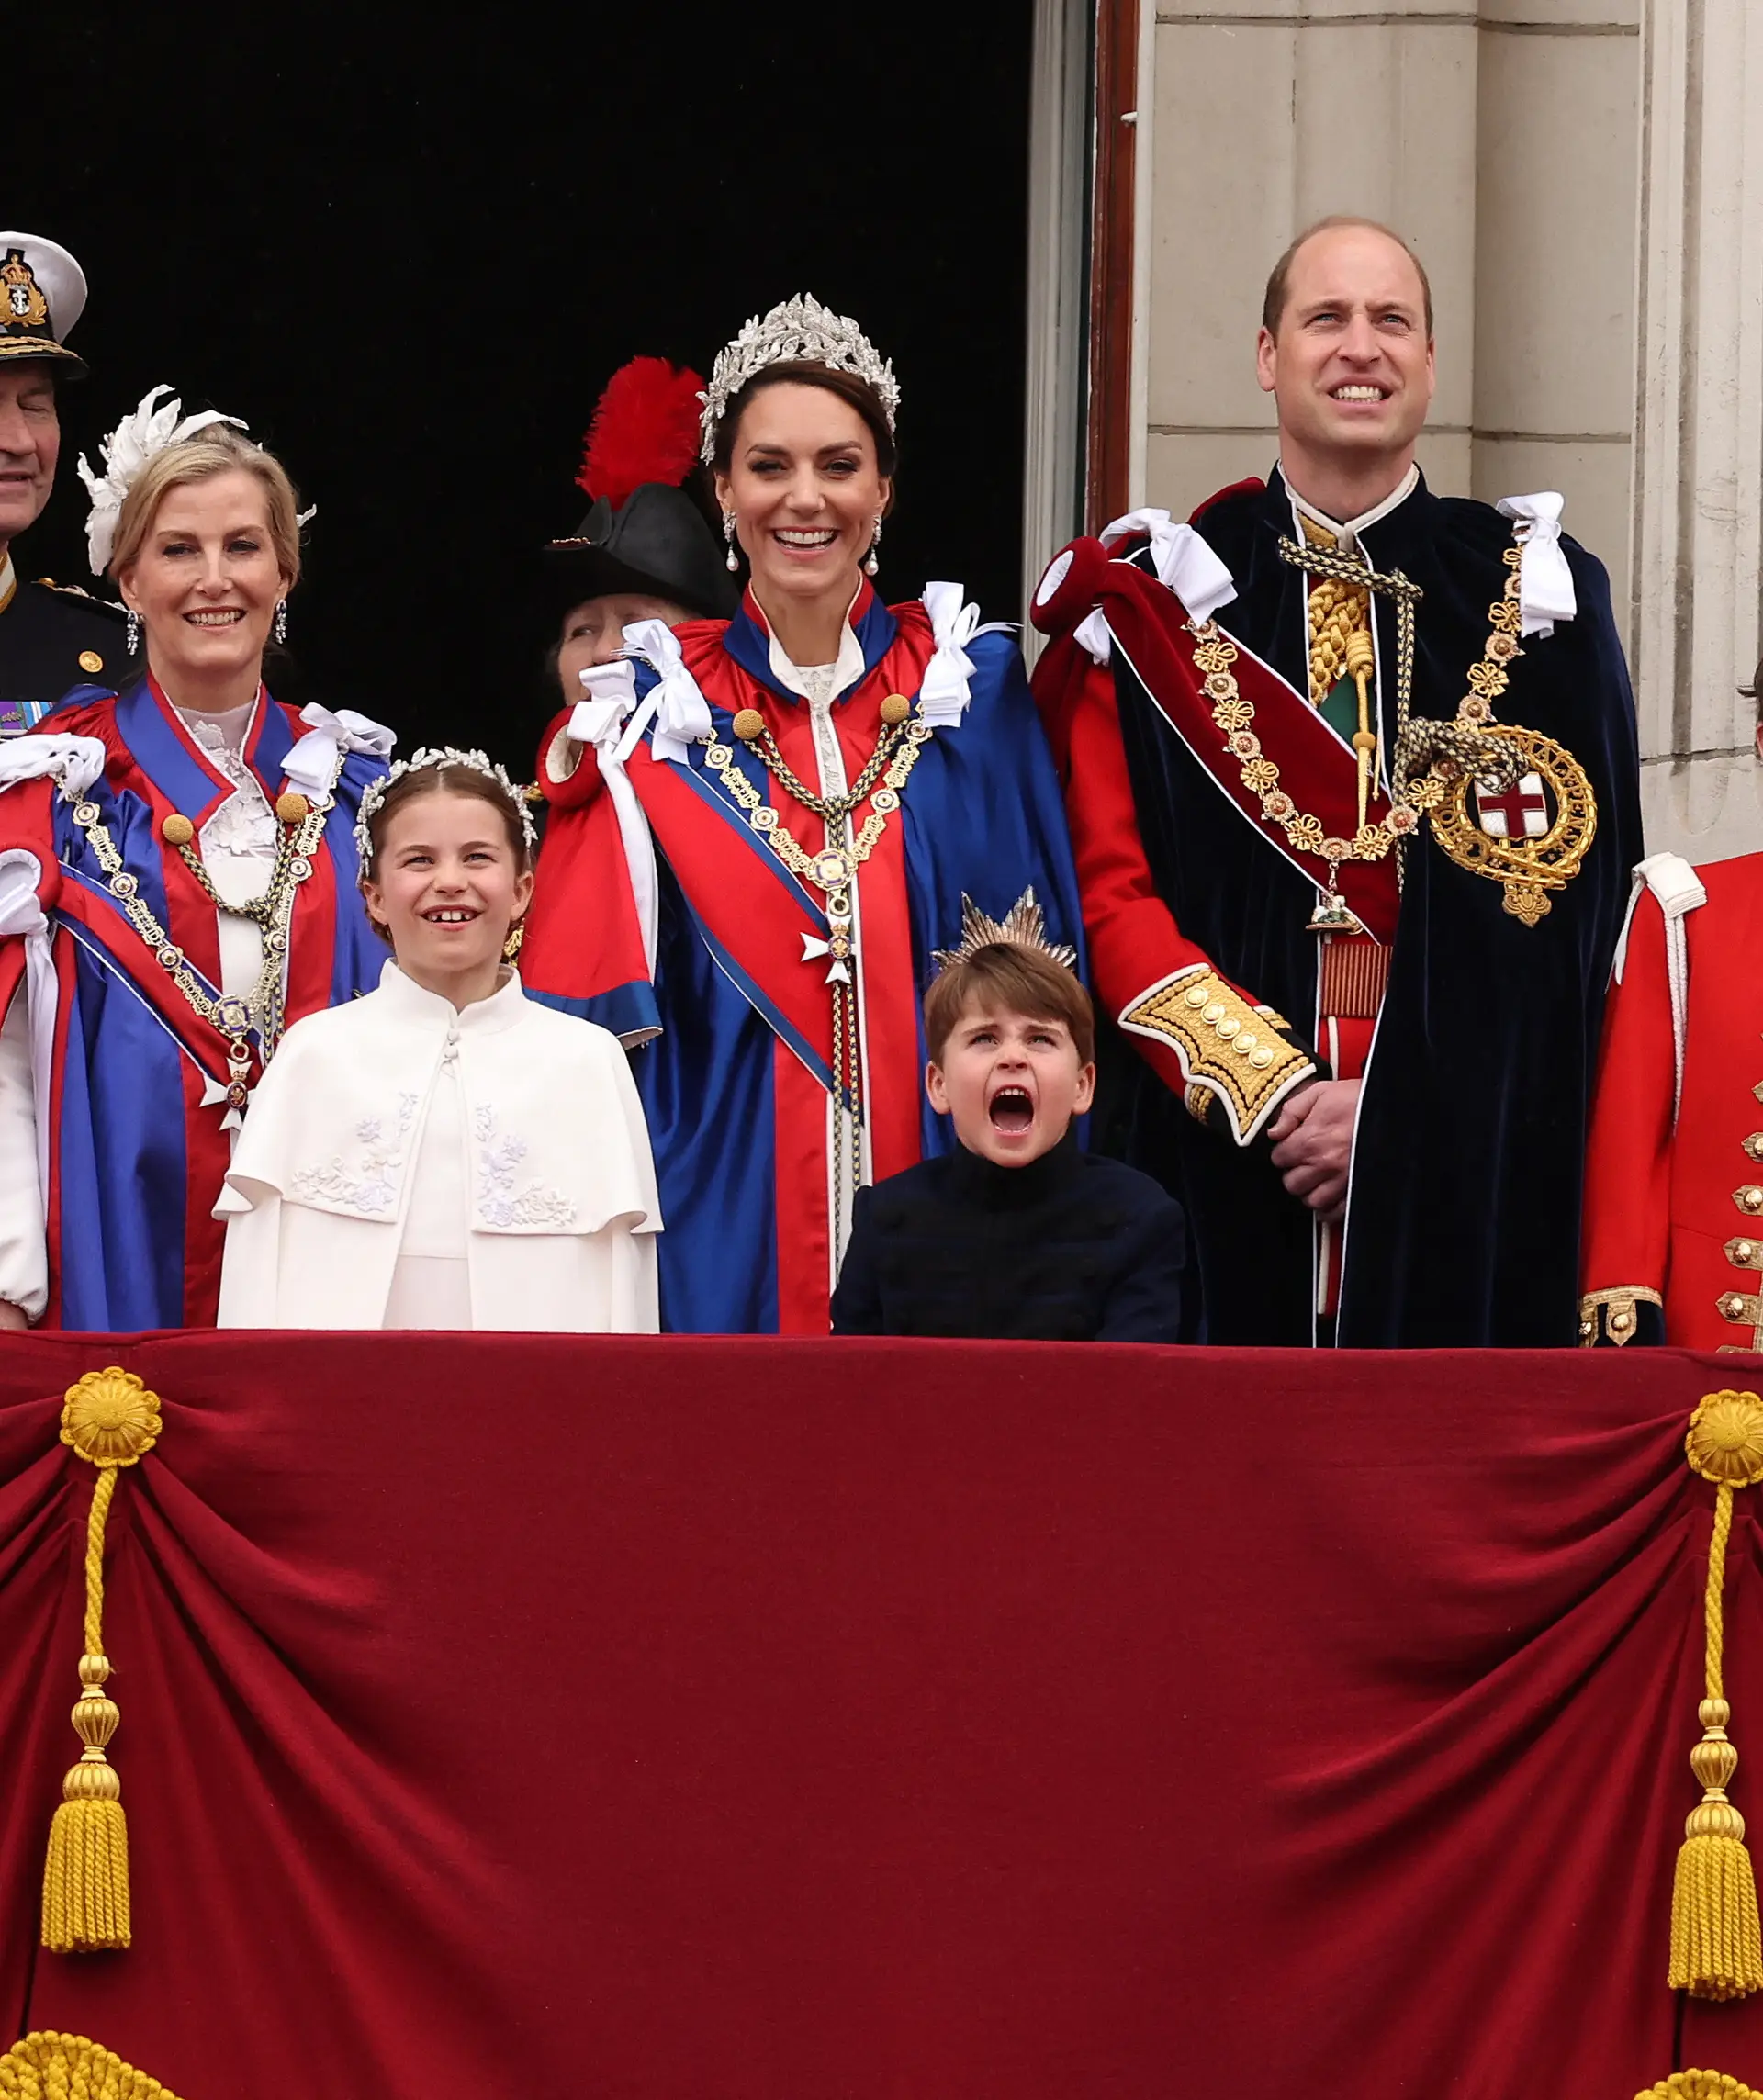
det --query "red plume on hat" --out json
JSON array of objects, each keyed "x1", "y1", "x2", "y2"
[{"x1": 576, "y1": 357, "x2": 705, "y2": 510}]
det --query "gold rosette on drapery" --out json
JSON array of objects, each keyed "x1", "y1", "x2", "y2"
[
  {"x1": 0, "y1": 2031, "x2": 184, "y2": 2099},
  {"x1": 1634, "y1": 2074, "x2": 1762, "y2": 2099}
]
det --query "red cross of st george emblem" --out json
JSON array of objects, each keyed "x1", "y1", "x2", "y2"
[{"x1": 1477, "y1": 772, "x2": 1550, "y2": 839}]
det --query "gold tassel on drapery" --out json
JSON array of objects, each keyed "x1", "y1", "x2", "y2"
[
  {"x1": 39, "y1": 1366, "x2": 163, "y2": 1955},
  {"x1": 1671, "y1": 1389, "x2": 1763, "y2": 1999}
]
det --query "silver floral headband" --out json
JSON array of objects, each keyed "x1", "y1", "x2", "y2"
[{"x1": 354, "y1": 746, "x2": 538, "y2": 878}]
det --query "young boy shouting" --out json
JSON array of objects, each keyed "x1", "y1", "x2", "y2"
[{"x1": 831, "y1": 936, "x2": 1185, "y2": 1342}]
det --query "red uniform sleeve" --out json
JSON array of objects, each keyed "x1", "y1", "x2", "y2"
[
  {"x1": 1578, "y1": 888, "x2": 1674, "y2": 1342},
  {"x1": 1033, "y1": 628, "x2": 1319, "y2": 1147},
  {"x1": 534, "y1": 707, "x2": 606, "y2": 814}
]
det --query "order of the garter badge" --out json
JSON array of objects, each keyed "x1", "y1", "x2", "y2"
[
  {"x1": 1431, "y1": 724, "x2": 1597, "y2": 925},
  {"x1": 1394, "y1": 544, "x2": 1598, "y2": 926}
]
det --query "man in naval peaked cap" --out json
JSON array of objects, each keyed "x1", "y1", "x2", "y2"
[{"x1": 0, "y1": 230, "x2": 125, "y2": 730}]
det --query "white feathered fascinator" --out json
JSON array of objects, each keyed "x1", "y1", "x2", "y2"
[
  {"x1": 76, "y1": 387, "x2": 247, "y2": 577},
  {"x1": 76, "y1": 384, "x2": 319, "y2": 583}
]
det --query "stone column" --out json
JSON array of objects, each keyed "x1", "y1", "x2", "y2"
[
  {"x1": 1135, "y1": 1, "x2": 1641, "y2": 591},
  {"x1": 1469, "y1": 2, "x2": 1640, "y2": 606},
  {"x1": 1631, "y1": 0, "x2": 1763, "y2": 858},
  {"x1": 1141, "y1": 0, "x2": 1481, "y2": 515}
]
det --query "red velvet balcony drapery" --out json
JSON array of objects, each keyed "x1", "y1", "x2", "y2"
[{"x1": 1, "y1": 1334, "x2": 1761, "y2": 2099}]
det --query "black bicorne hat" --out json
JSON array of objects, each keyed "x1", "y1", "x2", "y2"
[
  {"x1": 545, "y1": 357, "x2": 737, "y2": 622},
  {"x1": 546, "y1": 483, "x2": 736, "y2": 621}
]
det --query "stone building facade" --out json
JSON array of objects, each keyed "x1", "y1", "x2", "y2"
[{"x1": 1027, "y1": 0, "x2": 1763, "y2": 859}]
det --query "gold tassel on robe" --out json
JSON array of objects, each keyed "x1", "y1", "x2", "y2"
[
  {"x1": 39, "y1": 1366, "x2": 163, "y2": 1954},
  {"x1": 1670, "y1": 1390, "x2": 1763, "y2": 1998}
]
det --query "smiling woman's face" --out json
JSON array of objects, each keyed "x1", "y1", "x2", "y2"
[
  {"x1": 714, "y1": 381, "x2": 889, "y2": 620},
  {"x1": 118, "y1": 467, "x2": 289, "y2": 700}
]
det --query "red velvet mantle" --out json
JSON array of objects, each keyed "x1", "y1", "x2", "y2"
[{"x1": 2, "y1": 1333, "x2": 1761, "y2": 2098}]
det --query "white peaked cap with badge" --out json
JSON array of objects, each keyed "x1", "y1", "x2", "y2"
[{"x1": 0, "y1": 232, "x2": 89, "y2": 375}]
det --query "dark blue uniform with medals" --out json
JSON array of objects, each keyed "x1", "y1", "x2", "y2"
[
  {"x1": 0, "y1": 233, "x2": 122, "y2": 733},
  {"x1": 0, "y1": 567, "x2": 126, "y2": 732}
]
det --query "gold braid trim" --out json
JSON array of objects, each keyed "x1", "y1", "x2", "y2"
[
  {"x1": 1298, "y1": 513, "x2": 1372, "y2": 709},
  {"x1": 1577, "y1": 1285, "x2": 1664, "y2": 1346},
  {"x1": 1635, "y1": 2076, "x2": 1763, "y2": 2099},
  {"x1": 1668, "y1": 1391, "x2": 1763, "y2": 1999},
  {"x1": 0, "y1": 2032, "x2": 185, "y2": 2098},
  {"x1": 1119, "y1": 965, "x2": 1314, "y2": 1146},
  {"x1": 40, "y1": 1368, "x2": 163, "y2": 1955}
]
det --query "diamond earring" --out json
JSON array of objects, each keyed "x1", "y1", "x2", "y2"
[
  {"x1": 723, "y1": 513, "x2": 740, "y2": 573},
  {"x1": 125, "y1": 608, "x2": 140, "y2": 656},
  {"x1": 274, "y1": 600, "x2": 288, "y2": 646},
  {"x1": 864, "y1": 517, "x2": 882, "y2": 578}
]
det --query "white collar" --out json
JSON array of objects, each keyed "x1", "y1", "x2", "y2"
[
  {"x1": 0, "y1": 553, "x2": 15, "y2": 617},
  {"x1": 376, "y1": 959, "x2": 529, "y2": 1038},
  {"x1": 1284, "y1": 462, "x2": 1420, "y2": 555},
  {"x1": 758, "y1": 586, "x2": 868, "y2": 705}
]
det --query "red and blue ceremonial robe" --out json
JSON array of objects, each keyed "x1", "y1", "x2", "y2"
[
  {"x1": 522, "y1": 583, "x2": 1084, "y2": 1335},
  {"x1": 0, "y1": 675, "x2": 390, "y2": 1330}
]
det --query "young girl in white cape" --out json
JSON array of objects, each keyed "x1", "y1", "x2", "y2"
[{"x1": 216, "y1": 746, "x2": 660, "y2": 1331}]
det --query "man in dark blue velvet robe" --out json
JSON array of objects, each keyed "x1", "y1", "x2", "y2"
[{"x1": 1032, "y1": 215, "x2": 1642, "y2": 1346}]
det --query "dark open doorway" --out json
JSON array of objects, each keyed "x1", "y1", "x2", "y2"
[{"x1": 13, "y1": 10, "x2": 1035, "y2": 768}]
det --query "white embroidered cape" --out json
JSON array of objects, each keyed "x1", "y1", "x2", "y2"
[{"x1": 215, "y1": 962, "x2": 661, "y2": 1331}]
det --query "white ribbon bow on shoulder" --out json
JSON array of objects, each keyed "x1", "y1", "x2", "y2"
[
  {"x1": 1495, "y1": 492, "x2": 1577, "y2": 638},
  {"x1": 618, "y1": 620, "x2": 713, "y2": 766},
  {"x1": 0, "y1": 848, "x2": 56, "y2": 1200},
  {"x1": 919, "y1": 581, "x2": 1015, "y2": 728},
  {"x1": 1101, "y1": 509, "x2": 1238, "y2": 623},
  {"x1": 283, "y1": 704, "x2": 398, "y2": 797},
  {"x1": 0, "y1": 734, "x2": 107, "y2": 803},
  {"x1": 1072, "y1": 510, "x2": 1239, "y2": 665}
]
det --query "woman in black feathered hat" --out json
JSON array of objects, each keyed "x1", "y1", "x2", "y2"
[{"x1": 544, "y1": 357, "x2": 736, "y2": 707}]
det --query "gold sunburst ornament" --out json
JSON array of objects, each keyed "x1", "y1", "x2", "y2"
[
  {"x1": 1635, "y1": 2074, "x2": 1763, "y2": 2100},
  {"x1": 931, "y1": 889, "x2": 1077, "y2": 973},
  {"x1": 61, "y1": 1366, "x2": 162, "y2": 1468},
  {"x1": 1688, "y1": 1390, "x2": 1763, "y2": 1489}
]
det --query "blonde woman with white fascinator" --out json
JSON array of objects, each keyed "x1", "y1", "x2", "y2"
[{"x1": 0, "y1": 386, "x2": 395, "y2": 1330}]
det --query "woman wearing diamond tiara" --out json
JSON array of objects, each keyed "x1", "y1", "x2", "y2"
[
  {"x1": 215, "y1": 748, "x2": 660, "y2": 1331},
  {"x1": 521, "y1": 295, "x2": 1084, "y2": 1334},
  {"x1": 0, "y1": 387, "x2": 392, "y2": 1330}
]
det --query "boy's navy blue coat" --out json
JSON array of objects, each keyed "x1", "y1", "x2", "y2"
[{"x1": 830, "y1": 1130, "x2": 1185, "y2": 1342}]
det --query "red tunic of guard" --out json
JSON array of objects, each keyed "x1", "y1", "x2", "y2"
[{"x1": 1579, "y1": 850, "x2": 1763, "y2": 1351}]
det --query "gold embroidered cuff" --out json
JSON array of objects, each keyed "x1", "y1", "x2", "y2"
[
  {"x1": 1577, "y1": 1286, "x2": 1663, "y2": 1347},
  {"x1": 1121, "y1": 966, "x2": 1316, "y2": 1146}
]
